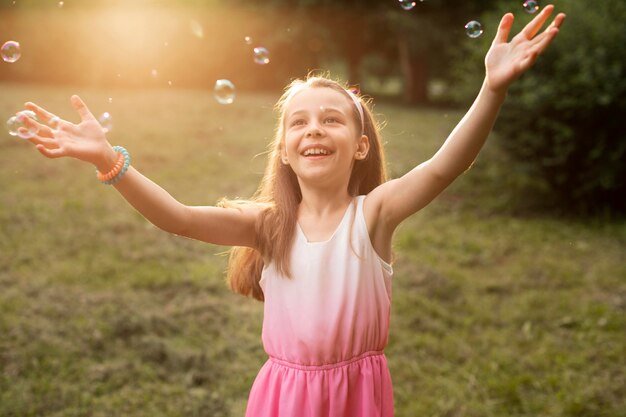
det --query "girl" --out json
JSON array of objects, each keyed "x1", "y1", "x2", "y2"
[{"x1": 18, "y1": 6, "x2": 565, "y2": 416}]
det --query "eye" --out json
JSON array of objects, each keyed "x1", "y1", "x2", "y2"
[{"x1": 324, "y1": 117, "x2": 340, "y2": 124}]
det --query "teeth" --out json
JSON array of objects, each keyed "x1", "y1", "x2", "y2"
[{"x1": 304, "y1": 148, "x2": 330, "y2": 156}]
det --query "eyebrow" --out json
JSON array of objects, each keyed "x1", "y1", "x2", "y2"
[{"x1": 287, "y1": 107, "x2": 346, "y2": 118}]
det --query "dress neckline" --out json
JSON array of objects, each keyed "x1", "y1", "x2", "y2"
[{"x1": 296, "y1": 198, "x2": 354, "y2": 245}]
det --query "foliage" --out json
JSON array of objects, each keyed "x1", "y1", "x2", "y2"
[{"x1": 452, "y1": 0, "x2": 626, "y2": 214}]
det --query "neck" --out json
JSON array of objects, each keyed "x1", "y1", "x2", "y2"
[{"x1": 297, "y1": 184, "x2": 353, "y2": 218}]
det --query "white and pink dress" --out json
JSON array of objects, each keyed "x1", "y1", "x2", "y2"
[{"x1": 245, "y1": 195, "x2": 394, "y2": 417}]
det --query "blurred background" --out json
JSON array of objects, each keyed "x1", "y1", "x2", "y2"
[
  {"x1": 2, "y1": 0, "x2": 624, "y2": 212},
  {"x1": 1, "y1": 1, "x2": 625, "y2": 416}
]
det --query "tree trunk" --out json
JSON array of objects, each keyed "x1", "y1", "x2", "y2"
[{"x1": 397, "y1": 35, "x2": 429, "y2": 104}]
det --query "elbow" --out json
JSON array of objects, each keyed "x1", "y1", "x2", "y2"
[
  {"x1": 431, "y1": 160, "x2": 475, "y2": 184},
  {"x1": 425, "y1": 162, "x2": 459, "y2": 186}
]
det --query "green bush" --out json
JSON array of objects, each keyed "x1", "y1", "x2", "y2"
[{"x1": 454, "y1": 0, "x2": 626, "y2": 214}]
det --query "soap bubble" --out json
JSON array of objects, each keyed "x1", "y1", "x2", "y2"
[
  {"x1": 244, "y1": 36, "x2": 252, "y2": 45},
  {"x1": 1, "y1": 41, "x2": 21, "y2": 63},
  {"x1": 190, "y1": 20, "x2": 204, "y2": 39},
  {"x1": 98, "y1": 112, "x2": 113, "y2": 133},
  {"x1": 464, "y1": 21, "x2": 483, "y2": 38},
  {"x1": 214, "y1": 79, "x2": 235, "y2": 104},
  {"x1": 7, "y1": 110, "x2": 39, "y2": 139},
  {"x1": 19, "y1": 110, "x2": 39, "y2": 121},
  {"x1": 253, "y1": 47, "x2": 270, "y2": 65},
  {"x1": 48, "y1": 116, "x2": 60, "y2": 129},
  {"x1": 398, "y1": 0, "x2": 416, "y2": 10},
  {"x1": 58, "y1": 1, "x2": 64, "y2": 7},
  {"x1": 523, "y1": 0, "x2": 540, "y2": 14},
  {"x1": 7, "y1": 116, "x2": 19, "y2": 136}
]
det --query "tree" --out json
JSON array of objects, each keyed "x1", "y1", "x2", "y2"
[
  {"x1": 248, "y1": 0, "x2": 498, "y2": 103},
  {"x1": 453, "y1": 0, "x2": 626, "y2": 214}
]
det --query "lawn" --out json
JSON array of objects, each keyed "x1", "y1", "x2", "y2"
[{"x1": 1, "y1": 82, "x2": 624, "y2": 416}]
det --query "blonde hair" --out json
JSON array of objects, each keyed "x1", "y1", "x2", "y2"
[{"x1": 219, "y1": 73, "x2": 388, "y2": 301}]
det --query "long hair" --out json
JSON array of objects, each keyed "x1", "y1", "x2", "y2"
[{"x1": 219, "y1": 74, "x2": 389, "y2": 301}]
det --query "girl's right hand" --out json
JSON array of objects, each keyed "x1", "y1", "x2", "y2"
[{"x1": 21, "y1": 95, "x2": 114, "y2": 168}]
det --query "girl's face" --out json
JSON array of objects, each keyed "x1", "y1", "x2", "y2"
[{"x1": 281, "y1": 87, "x2": 369, "y2": 187}]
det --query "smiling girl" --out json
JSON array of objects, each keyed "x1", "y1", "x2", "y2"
[{"x1": 18, "y1": 6, "x2": 565, "y2": 416}]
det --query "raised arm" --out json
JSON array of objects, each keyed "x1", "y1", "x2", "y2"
[
  {"x1": 20, "y1": 96, "x2": 258, "y2": 248},
  {"x1": 372, "y1": 5, "x2": 566, "y2": 229}
]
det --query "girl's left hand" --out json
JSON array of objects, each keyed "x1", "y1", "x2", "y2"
[{"x1": 485, "y1": 4, "x2": 566, "y2": 94}]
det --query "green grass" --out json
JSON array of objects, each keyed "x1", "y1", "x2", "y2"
[{"x1": 1, "y1": 82, "x2": 625, "y2": 416}]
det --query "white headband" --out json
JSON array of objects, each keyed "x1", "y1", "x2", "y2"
[{"x1": 346, "y1": 89, "x2": 365, "y2": 135}]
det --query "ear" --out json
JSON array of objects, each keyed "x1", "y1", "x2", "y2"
[
  {"x1": 355, "y1": 134, "x2": 370, "y2": 160},
  {"x1": 280, "y1": 144, "x2": 289, "y2": 165}
]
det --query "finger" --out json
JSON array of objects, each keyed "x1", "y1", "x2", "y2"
[
  {"x1": 70, "y1": 95, "x2": 96, "y2": 122},
  {"x1": 493, "y1": 13, "x2": 514, "y2": 45},
  {"x1": 24, "y1": 102, "x2": 60, "y2": 125},
  {"x1": 36, "y1": 144, "x2": 66, "y2": 159},
  {"x1": 529, "y1": 27, "x2": 559, "y2": 56},
  {"x1": 549, "y1": 13, "x2": 566, "y2": 30},
  {"x1": 529, "y1": 23, "x2": 559, "y2": 46},
  {"x1": 27, "y1": 133, "x2": 59, "y2": 148},
  {"x1": 521, "y1": 4, "x2": 554, "y2": 40},
  {"x1": 17, "y1": 112, "x2": 54, "y2": 138}
]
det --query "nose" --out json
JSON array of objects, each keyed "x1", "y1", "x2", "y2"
[{"x1": 305, "y1": 121, "x2": 324, "y2": 138}]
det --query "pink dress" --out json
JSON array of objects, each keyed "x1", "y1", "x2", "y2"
[{"x1": 246, "y1": 195, "x2": 394, "y2": 417}]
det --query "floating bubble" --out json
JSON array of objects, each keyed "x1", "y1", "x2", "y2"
[
  {"x1": 190, "y1": 20, "x2": 204, "y2": 39},
  {"x1": 214, "y1": 79, "x2": 235, "y2": 105},
  {"x1": 151, "y1": 68, "x2": 158, "y2": 78},
  {"x1": 98, "y1": 112, "x2": 113, "y2": 133},
  {"x1": 253, "y1": 47, "x2": 270, "y2": 65},
  {"x1": 464, "y1": 21, "x2": 483, "y2": 38},
  {"x1": 244, "y1": 36, "x2": 252, "y2": 45},
  {"x1": 108, "y1": 97, "x2": 113, "y2": 104},
  {"x1": 1, "y1": 41, "x2": 21, "y2": 63},
  {"x1": 398, "y1": 0, "x2": 416, "y2": 10},
  {"x1": 6, "y1": 116, "x2": 19, "y2": 136},
  {"x1": 7, "y1": 111, "x2": 39, "y2": 139},
  {"x1": 523, "y1": 0, "x2": 540, "y2": 14},
  {"x1": 20, "y1": 110, "x2": 39, "y2": 121},
  {"x1": 58, "y1": 1, "x2": 64, "y2": 7},
  {"x1": 48, "y1": 116, "x2": 60, "y2": 129}
]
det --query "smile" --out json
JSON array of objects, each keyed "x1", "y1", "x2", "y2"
[{"x1": 302, "y1": 147, "x2": 332, "y2": 156}]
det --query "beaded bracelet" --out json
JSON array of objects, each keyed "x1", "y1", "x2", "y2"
[{"x1": 96, "y1": 146, "x2": 131, "y2": 185}]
